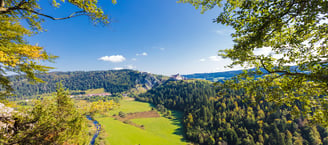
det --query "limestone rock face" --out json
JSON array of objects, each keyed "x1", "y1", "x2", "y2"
[
  {"x1": 0, "y1": 103, "x2": 14, "y2": 117},
  {"x1": 135, "y1": 72, "x2": 164, "y2": 90},
  {"x1": 0, "y1": 103, "x2": 15, "y2": 138}
]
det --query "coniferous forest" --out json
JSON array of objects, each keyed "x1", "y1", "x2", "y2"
[{"x1": 138, "y1": 79, "x2": 328, "y2": 145}]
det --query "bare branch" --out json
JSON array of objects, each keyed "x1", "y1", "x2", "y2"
[
  {"x1": 260, "y1": 59, "x2": 305, "y2": 76},
  {"x1": 20, "y1": 8, "x2": 88, "y2": 20},
  {"x1": 0, "y1": 0, "x2": 28, "y2": 14},
  {"x1": 0, "y1": 1, "x2": 88, "y2": 20},
  {"x1": 0, "y1": 0, "x2": 4, "y2": 8},
  {"x1": 260, "y1": 59, "x2": 328, "y2": 83}
]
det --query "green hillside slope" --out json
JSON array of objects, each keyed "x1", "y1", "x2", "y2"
[{"x1": 7, "y1": 69, "x2": 167, "y2": 98}]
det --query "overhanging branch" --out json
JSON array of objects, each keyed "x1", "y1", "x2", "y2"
[
  {"x1": 260, "y1": 59, "x2": 305, "y2": 76},
  {"x1": 0, "y1": 0, "x2": 28, "y2": 14},
  {"x1": 0, "y1": 0, "x2": 88, "y2": 20},
  {"x1": 20, "y1": 8, "x2": 87, "y2": 20},
  {"x1": 260, "y1": 59, "x2": 328, "y2": 83}
]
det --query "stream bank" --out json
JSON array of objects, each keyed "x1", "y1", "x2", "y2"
[{"x1": 86, "y1": 115, "x2": 101, "y2": 145}]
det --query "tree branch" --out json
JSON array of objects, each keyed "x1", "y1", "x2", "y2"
[
  {"x1": 260, "y1": 59, "x2": 328, "y2": 82},
  {"x1": 0, "y1": 0, "x2": 4, "y2": 8},
  {"x1": 0, "y1": 0, "x2": 28, "y2": 14},
  {"x1": 0, "y1": 0, "x2": 88, "y2": 20},
  {"x1": 20, "y1": 8, "x2": 87, "y2": 20},
  {"x1": 260, "y1": 59, "x2": 304, "y2": 76}
]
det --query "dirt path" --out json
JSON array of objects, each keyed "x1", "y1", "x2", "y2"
[{"x1": 112, "y1": 111, "x2": 160, "y2": 129}]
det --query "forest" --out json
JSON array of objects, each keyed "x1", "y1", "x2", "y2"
[
  {"x1": 138, "y1": 79, "x2": 328, "y2": 145},
  {"x1": 5, "y1": 69, "x2": 166, "y2": 99}
]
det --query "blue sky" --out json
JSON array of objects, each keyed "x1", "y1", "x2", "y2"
[{"x1": 28, "y1": 0, "x2": 238, "y2": 75}]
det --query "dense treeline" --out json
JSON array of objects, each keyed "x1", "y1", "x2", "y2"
[
  {"x1": 6, "y1": 70, "x2": 166, "y2": 98},
  {"x1": 75, "y1": 94, "x2": 121, "y2": 103},
  {"x1": 138, "y1": 80, "x2": 215, "y2": 111},
  {"x1": 138, "y1": 79, "x2": 328, "y2": 145}
]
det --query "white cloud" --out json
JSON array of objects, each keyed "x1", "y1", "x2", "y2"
[
  {"x1": 136, "y1": 52, "x2": 148, "y2": 56},
  {"x1": 215, "y1": 28, "x2": 234, "y2": 35},
  {"x1": 131, "y1": 58, "x2": 137, "y2": 61},
  {"x1": 113, "y1": 67, "x2": 124, "y2": 70},
  {"x1": 199, "y1": 56, "x2": 222, "y2": 62},
  {"x1": 320, "y1": 18, "x2": 328, "y2": 25},
  {"x1": 319, "y1": 14, "x2": 328, "y2": 25},
  {"x1": 113, "y1": 65, "x2": 136, "y2": 70},
  {"x1": 214, "y1": 65, "x2": 244, "y2": 72},
  {"x1": 208, "y1": 56, "x2": 222, "y2": 62},
  {"x1": 253, "y1": 47, "x2": 284, "y2": 60},
  {"x1": 126, "y1": 65, "x2": 136, "y2": 69},
  {"x1": 215, "y1": 30, "x2": 225, "y2": 34},
  {"x1": 253, "y1": 47, "x2": 273, "y2": 56},
  {"x1": 98, "y1": 55, "x2": 126, "y2": 63}
]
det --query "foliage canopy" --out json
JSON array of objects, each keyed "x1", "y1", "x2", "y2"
[
  {"x1": 1, "y1": 83, "x2": 88, "y2": 144},
  {"x1": 139, "y1": 79, "x2": 328, "y2": 144},
  {"x1": 179, "y1": 0, "x2": 328, "y2": 126},
  {"x1": 0, "y1": 0, "x2": 113, "y2": 96}
]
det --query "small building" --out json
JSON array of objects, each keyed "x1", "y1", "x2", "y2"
[{"x1": 170, "y1": 73, "x2": 184, "y2": 81}]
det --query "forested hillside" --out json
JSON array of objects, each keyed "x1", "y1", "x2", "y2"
[
  {"x1": 7, "y1": 70, "x2": 167, "y2": 98},
  {"x1": 138, "y1": 80, "x2": 328, "y2": 145}
]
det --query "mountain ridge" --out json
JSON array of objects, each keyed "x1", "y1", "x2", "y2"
[
  {"x1": 6, "y1": 69, "x2": 168, "y2": 98},
  {"x1": 182, "y1": 70, "x2": 244, "y2": 82}
]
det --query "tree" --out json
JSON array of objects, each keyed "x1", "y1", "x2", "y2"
[
  {"x1": 286, "y1": 130, "x2": 293, "y2": 145},
  {"x1": 179, "y1": 0, "x2": 328, "y2": 126},
  {"x1": 1, "y1": 83, "x2": 88, "y2": 144},
  {"x1": 0, "y1": 0, "x2": 114, "y2": 97},
  {"x1": 119, "y1": 111, "x2": 126, "y2": 118},
  {"x1": 308, "y1": 126, "x2": 323, "y2": 145},
  {"x1": 225, "y1": 128, "x2": 239, "y2": 145}
]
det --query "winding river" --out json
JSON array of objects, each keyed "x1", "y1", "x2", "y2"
[{"x1": 86, "y1": 115, "x2": 101, "y2": 145}]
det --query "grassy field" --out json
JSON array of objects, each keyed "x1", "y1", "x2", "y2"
[
  {"x1": 96, "y1": 99, "x2": 188, "y2": 145},
  {"x1": 85, "y1": 88, "x2": 106, "y2": 94},
  {"x1": 130, "y1": 111, "x2": 186, "y2": 145},
  {"x1": 108, "y1": 99, "x2": 153, "y2": 116}
]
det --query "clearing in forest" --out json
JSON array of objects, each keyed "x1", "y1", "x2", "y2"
[{"x1": 96, "y1": 99, "x2": 188, "y2": 145}]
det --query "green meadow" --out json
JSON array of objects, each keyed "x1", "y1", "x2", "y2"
[
  {"x1": 131, "y1": 114, "x2": 186, "y2": 145},
  {"x1": 85, "y1": 88, "x2": 106, "y2": 94},
  {"x1": 96, "y1": 99, "x2": 188, "y2": 145},
  {"x1": 108, "y1": 99, "x2": 153, "y2": 115}
]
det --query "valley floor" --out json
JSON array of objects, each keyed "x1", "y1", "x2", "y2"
[{"x1": 95, "y1": 99, "x2": 188, "y2": 145}]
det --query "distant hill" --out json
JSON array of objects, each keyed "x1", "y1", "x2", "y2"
[
  {"x1": 182, "y1": 70, "x2": 244, "y2": 82},
  {"x1": 6, "y1": 69, "x2": 168, "y2": 98},
  {"x1": 182, "y1": 66, "x2": 301, "y2": 82}
]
